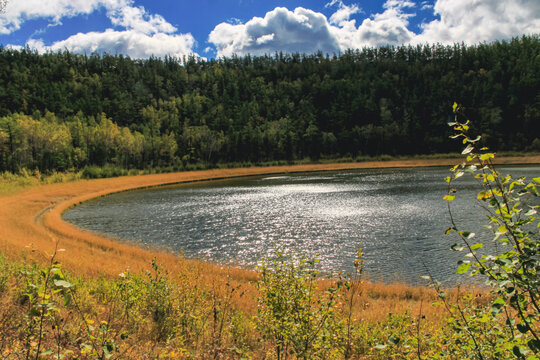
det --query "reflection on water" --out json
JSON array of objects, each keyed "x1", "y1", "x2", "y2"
[{"x1": 63, "y1": 166, "x2": 540, "y2": 285}]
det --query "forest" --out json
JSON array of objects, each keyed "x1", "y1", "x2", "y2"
[{"x1": 0, "y1": 35, "x2": 539, "y2": 174}]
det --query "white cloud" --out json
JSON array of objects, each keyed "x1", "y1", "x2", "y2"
[
  {"x1": 0, "y1": 0, "x2": 129, "y2": 35},
  {"x1": 384, "y1": 0, "x2": 416, "y2": 10},
  {"x1": 226, "y1": 18, "x2": 243, "y2": 25},
  {"x1": 108, "y1": 5, "x2": 177, "y2": 35},
  {"x1": 5, "y1": 44, "x2": 23, "y2": 51},
  {"x1": 325, "y1": 0, "x2": 361, "y2": 26},
  {"x1": 209, "y1": 7, "x2": 341, "y2": 57},
  {"x1": 415, "y1": 0, "x2": 540, "y2": 45},
  {"x1": 28, "y1": 29, "x2": 196, "y2": 59},
  {"x1": 420, "y1": 1, "x2": 434, "y2": 11},
  {"x1": 209, "y1": 0, "x2": 540, "y2": 57},
  {"x1": 5, "y1": 0, "x2": 540, "y2": 59},
  {"x1": 256, "y1": 33, "x2": 275, "y2": 45},
  {"x1": 331, "y1": 0, "x2": 416, "y2": 49},
  {"x1": 208, "y1": 1, "x2": 416, "y2": 57},
  {"x1": 3, "y1": 0, "x2": 199, "y2": 59}
]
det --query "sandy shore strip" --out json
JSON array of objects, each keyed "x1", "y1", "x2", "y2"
[{"x1": 1, "y1": 156, "x2": 539, "y2": 279}]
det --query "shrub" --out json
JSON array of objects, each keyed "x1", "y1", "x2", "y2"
[
  {"x1": 256, "y1": 248, "x2": 342, "y2": 359},
  {"x1": 434, "y1": 103, "x2": 540, "y2": 359}
]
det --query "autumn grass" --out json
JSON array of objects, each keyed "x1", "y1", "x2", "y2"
[
  {"x1": 0, "y1": 249, "x2": 490, "y2": 359},
  {"x1": 0, "y1": 170, "x2": 83, "y2": 196}
]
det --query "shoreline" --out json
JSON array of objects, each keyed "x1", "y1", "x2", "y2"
[{"x1": 1, "y1": 156, "x2": 539, "y2": 280}]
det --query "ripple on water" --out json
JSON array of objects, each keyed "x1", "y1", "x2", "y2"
[{"x1": 63, "y1": 166, "x2": 540, "y2": 285}]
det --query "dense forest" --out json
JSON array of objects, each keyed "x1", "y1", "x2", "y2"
[{"x1": 0, "y1": 35, "x2": 539, "y2": 173}]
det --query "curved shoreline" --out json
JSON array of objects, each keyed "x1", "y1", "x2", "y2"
[{"x1": 2, "y1": 156, "x2": 539, "y2": 279}]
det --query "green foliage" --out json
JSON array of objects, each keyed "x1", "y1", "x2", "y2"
[
  {"x1": 18, "y1": 242, "x2": 77, "y2": 360},
  {"x1": 256, "y1": 249, "x2": 342, "y2": 359},
  {"x1": 438, "y1": 103, "x2": 540, "y2": 359},
  {"x1": 1, "y1": 36, "x2": 539, "y2": 173},
  {"x1": 0, "y1": 249, "x2": 258, "y2": 359},
  {"x1": 141, "y1": 258, "x2": 174, "y2": 342},
  {"x1": 81, "y1": 165, "x2": 129, "y2": 179}
]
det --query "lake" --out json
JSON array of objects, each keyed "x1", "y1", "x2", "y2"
[{"x1": 63, "y1": 166, "x2": 540, "y2": 285}]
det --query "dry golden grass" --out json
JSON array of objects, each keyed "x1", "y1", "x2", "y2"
[{"x1": 1, "y1": 156, "x2": 538, "y2": 321}]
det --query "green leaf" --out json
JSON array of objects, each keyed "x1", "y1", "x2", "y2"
[
  {"x1": 470, "y1": 243, "x2": 483, "y2": 250},
  {"x1": 477, "y1": 191, "x2": 489, "y2": 200},
  {"x1": 457, "y1": 262, "x2": 471, "y2": 274},
  {"x1": 533, "y1": 177, "x2": 540, "y2": 184},
  {"x1": 492, "y1": 297, "x2": 505, "y2": 308},
  {"x1": 479, "y1": 153, "x2": 495, "y2": 161},
  {"x1": 63, "y1": 292, "x2": 71, "y2": 307}
]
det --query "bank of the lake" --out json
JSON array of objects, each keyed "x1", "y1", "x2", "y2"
[{"x1": 0, "y1": 156, "x2": 537, "y2": 276}]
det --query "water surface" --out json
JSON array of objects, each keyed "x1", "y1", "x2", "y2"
[{"x1": 63, "y1": 166, "x2": 540, "y2": 284}]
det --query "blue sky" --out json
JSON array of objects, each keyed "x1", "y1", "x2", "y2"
[{"x1": 1, "y1": 0, "x2": 539, "y2": 59}]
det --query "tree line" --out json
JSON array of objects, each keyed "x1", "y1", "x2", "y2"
[{"x1": 0, "y1": 35, "x2": 539, "y2": 173}]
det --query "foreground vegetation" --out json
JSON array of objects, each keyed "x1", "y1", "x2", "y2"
[
  {"x1": 1, "y1": 36, "x2": 540, "y2": 174},
  {"x1": 0, "y1": 245, "x2": 448, "y2": 359},
  {"x1": 0, "y1": 112, "x2": 539, "y2": 359}
]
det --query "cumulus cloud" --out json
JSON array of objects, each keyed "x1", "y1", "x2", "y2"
[
  {"x1": 208, "y1": 0, "x2": 540, "y2": 57},
  {"x1": 331, "y1": 0, "x2": 416, "y2": 49},
  {"x1": 415, "y1": 0, "x2": 540, "y2": 44},
  {"x1": 208, "y1": 0, "x2": 418, "y2": 57},
  {"x1": 0, "y1": 0, "x2": 129, "y2": 35},
  {"x1": 27, "y1": 30, "x2": 195, "y2": 59},
  {"x1": 6, "y1": 0, "x2": 540, "y2": 59},
  {"x1": 209, "y1": 7, "x2": 341, "y2": 57},
  {"x1": 2, "y1": 0, "x2": 199, "y2": 58},
  {"x1": 108, "y1": 5, "x2": 177, "y2": 35}
]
